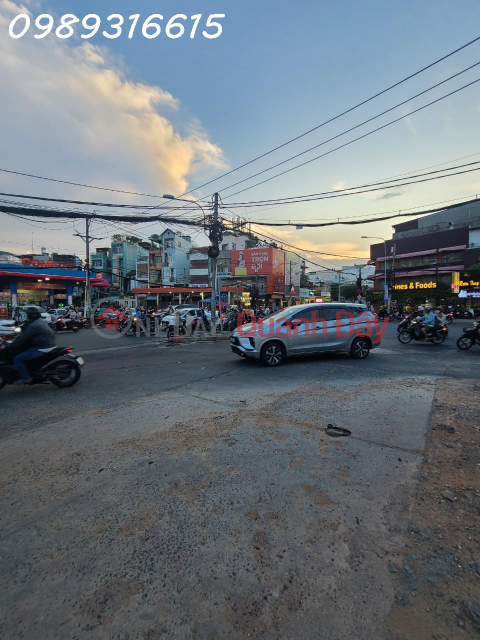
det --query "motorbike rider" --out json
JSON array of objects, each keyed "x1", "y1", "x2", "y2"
[
  {"x1": 3, "y1": 305, "x2": 56, "y2": 384},
  {"x1": 435, "y1": 306, "x2": 447, "y2": 327},
  {"x1": 420, "y1": 306, "x2": 436, "y2": 340}
]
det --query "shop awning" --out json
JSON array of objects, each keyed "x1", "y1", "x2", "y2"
[{"x1": 437, "y1": 245, "x2": 467, "y2": 252}]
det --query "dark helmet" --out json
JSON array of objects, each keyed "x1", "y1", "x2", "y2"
[{"x1": 24, "y1": 305, "x2": 42, "y2": 321}]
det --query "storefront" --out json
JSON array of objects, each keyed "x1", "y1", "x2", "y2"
[
  {"x1": 452, "y1": 271, "x2": 480, "y2": 308},
  {"x1": 0, "y1": 264, "x2": 109, "y2": 315}
]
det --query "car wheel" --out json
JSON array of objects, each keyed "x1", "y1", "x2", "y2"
[
  {"x1": 350, "y1": 337, "x2": 370, "y2": 359},
  {"x1": 261, "y1": 342, "x2": 285, "y2": 367},
  {"x1": 457, "y1": 335, "x2": 473, "y2": 350},
  {"x1": 0, "y1": 373, "x2": 5, "y2": 391},
  {"x1": 398, "y1": 331, "x2": 412, "y2": 344}
]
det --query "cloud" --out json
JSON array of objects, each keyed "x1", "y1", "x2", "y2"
[
  {"x1": 376, "y1": 191, "x2": 404, "y2": 200},
  {"x1": 0, "y1": 0, "x2": 226, "y2": 198},
  {"x1": 332, "y1": 180, "x2": 347, "y2": 191},
  {"x1": 257, "y1": 225, "x2": 369, "y2": 262}
]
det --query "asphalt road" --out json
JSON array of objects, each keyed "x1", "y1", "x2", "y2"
[
  {"x1": 1, "y1": 319, "x2": 479, "y2": 437},
  {"x1": 1, "y1": 319, "x2": 479, "y2": 639}
]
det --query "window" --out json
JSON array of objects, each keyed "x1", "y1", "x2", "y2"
[
  {"x1": 316, "y1": 307, "x2": 338, "y2": 321},
  {"x1": 291, "y1": 308, "x2": 317, "y2": 323},
  {"x1": 222, "y1": 244, "x2": 228, "y2": 250},
  {"x1": 232, "y1": 243, "x2": 236, "y2": 250}
]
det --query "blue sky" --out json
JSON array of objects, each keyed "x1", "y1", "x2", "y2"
[{"x1": 1, "y1": 0, "x2": 479, "y2": 266}]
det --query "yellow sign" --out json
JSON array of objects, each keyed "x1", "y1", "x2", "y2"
[
  {"x1": 452, "y1": 271, "x2": 460, "y2": 294},
  {"x1": 394, "y1": 281, "x2": 437, "y2": 291}
]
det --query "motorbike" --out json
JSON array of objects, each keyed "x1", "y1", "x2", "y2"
[
  {"x1": 125, "y1": 315, "x2": 158, "y2": 336},
  {"x1": 0, "y1": 344, "x2": 84, "y2": 390},
  {"x1": 398, "y1": 321, "x2": 447, "y2": 345},
  {"x1": 397, "y1": 314, "x2": 412, "y2": 333},
  {"x1": 456, "y1": 322, "x2": 480, "y2": 350},
  {"x1": 166, "y1": 319, "x2": 187, "y2": 339},
  {"x1": 445, "y1": 312, "x2": 453, "y2": 324},
  {"x1": 51, "y1": 317, "x2": 81, "y2": 333}
]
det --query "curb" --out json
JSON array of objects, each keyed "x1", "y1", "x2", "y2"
[{"x1": 168, "y1": 335, "x2": 231, "y2": 344}]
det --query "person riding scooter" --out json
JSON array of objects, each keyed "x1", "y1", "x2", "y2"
[
  {"x1": 3, "y1": 305, "x2": 56, "y2": 385},
  {"x1": 420, "y1": 307, "x2": 436, "y2": 340}
]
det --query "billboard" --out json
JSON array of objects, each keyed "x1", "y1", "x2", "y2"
[{"x1": 231, "y1": 248, "x2": 285, "y2": 295}]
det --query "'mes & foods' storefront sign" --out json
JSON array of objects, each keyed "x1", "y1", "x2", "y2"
[{"x1": 394, "y1": 280, "x2": 437, "y2": 291}]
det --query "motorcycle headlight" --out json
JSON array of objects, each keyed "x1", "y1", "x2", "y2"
[{"x1": 14, "y1": 327, "x2": 21, "y2": 333}]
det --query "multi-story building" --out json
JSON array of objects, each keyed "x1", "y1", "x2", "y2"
[
  {"x1": 189, "y1": 249, "x2": 209, "y2": 287},
  {"x1": 161, "y1": 230, "x2": 191, "y2": 286},
  {"x1": 148, "y1": 249, "x2": 162, "y2": 286},
  {"x1": 220, "y1": 233, "x2": 249, "y2": 252},
  {"x1": 111, "y1": 238, "x2": 148, "y2": 292},
  {"x1": 135, "y1": 255, "x2": 149, "y2": 288},
  {"x1": 369, "y1": 199, "x2": 480, "y2": 306},
  {"x1": 91, "y1": 247, "x2": 111, "y2": 274}
]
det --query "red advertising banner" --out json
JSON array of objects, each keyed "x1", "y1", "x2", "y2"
[{"x1": 231, "y1": 248, "x2": 285, "y2": 294}]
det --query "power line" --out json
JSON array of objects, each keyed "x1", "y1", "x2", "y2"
[
  {"x1": 221, "y1": 161, "x2": 480, "y2": 207},
  {"x1": 241, "y1": 196, "x2": 480, "y2": 228},
  {"x1": 174, "y1": 36, "x2": 480, "y2": 198},
  {"x1": 0, "y1": 204, "x2": 206, "y2": 226},
  {"x1": 221, "y1": 74, "x2": 480, "y2": 199},
  {"x1": 0, "y1": 191, "x2": 201, "y2": 210},
  {"x1": 0, "y1": 169, "x2": 172, "y2": 199},
  {"x1": 241, "y1": 193, "x2": 480, "y2": 223},
  {"x1": 2, "y1": 38, "x2": 478, "y2": 211}
]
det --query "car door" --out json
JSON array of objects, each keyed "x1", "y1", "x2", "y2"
[
  {"x1": 314, "y1": 307, "x2": 345, "y2": 351},
  {"x1": 287, "y1": 307, "x2": 319, "y2": 354}
]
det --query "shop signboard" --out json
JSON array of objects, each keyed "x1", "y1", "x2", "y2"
[
  {"x1": 451, "y1": 271, "x2": 460, "y2": 294},
  {"x1": 393, "y1": 280, "x2": 438, "y2": 291},
  {"x1": 456, "y1": 271, "x2": 480, "y2": 298}
]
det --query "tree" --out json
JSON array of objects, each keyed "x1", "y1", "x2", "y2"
[
  {"x1": 469, "y1": 262, "x2": 480, "y2": 271},
  {"x1": 245, "y1": 235, "x2": 260, "y2": 249},
  {"x1": 300, "y1": 272, "x2": 310, "y2": 288},
  {"x1": 149, "y1": 234, "x2": 162, "y2": 248},
  {"x1": 112, "y1": 234, "x2": 143, "y2": 246},
  {"x1": 330, "y1": 282, "x2": 358, "y2": 301}
]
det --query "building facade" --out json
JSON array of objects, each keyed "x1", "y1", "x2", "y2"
[
  {"x1": 0, "y1": 254, "x2": 109, "y2": 313},
  {"x1": 369, "y1": 199, "x2": 480, "y2": 307},
  {"x1": 161, "y1": 230, "x2": 191, "y2": 286},
  {"x1": 189, "y1": 249, "x2": 209, "y2": 287},
  {"x1": 91, "y1": 247, "x2": 112, "y2": 274},
  {"x1": 111, "y1": 239, "x2": 148, "y2": 292}
]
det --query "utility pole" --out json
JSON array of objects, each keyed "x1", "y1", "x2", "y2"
[
  {"x1": 74, "y1": 218, "x2": 104, "y2": 318},
  {"x1": 85, "y1": 219, "x2": 91, "y2": 315},
  {"x1": 208, "y1": 193, "x2": 222, "y2": 333},
  {"x1": 337, "y1": 270, "x2": 341, "y2": 302}
]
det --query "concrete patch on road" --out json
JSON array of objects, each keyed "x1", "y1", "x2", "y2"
[{"x1": 0, "y1": 367, "x2": 440, "y2": 639}]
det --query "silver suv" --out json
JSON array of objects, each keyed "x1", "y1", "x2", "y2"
[{"x1": 230, "y1": 303, "x2": 382, "y2": 366}]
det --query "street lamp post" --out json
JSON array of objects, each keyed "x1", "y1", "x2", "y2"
[{"x1": 362, "y1": 236, "x2": 389, "y2": 311}]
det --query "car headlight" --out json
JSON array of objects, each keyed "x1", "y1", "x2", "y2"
[{"x1": 14, "y1": 327, "x2": 21, "y2": 333}]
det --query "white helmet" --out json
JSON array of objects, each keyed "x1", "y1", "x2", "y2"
[{"x1": 418, "y1": 305, "x2": 425, "y2": 311}]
